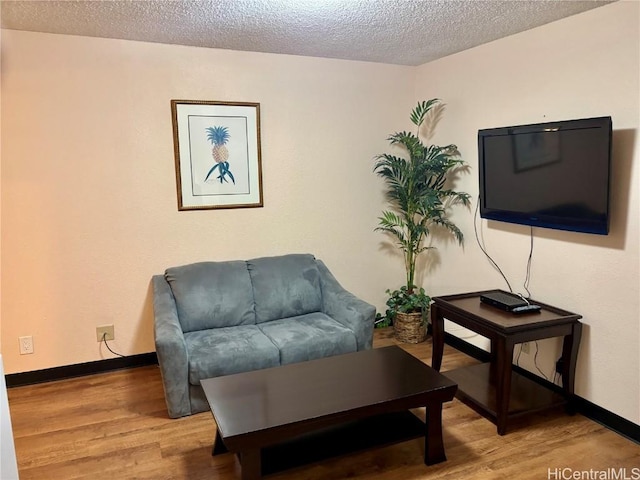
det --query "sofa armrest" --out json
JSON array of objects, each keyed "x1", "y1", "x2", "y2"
[
  {"x1": 317, "y1": 260, "x2": 376, "y2": 350},
  {"x1": 152, "y1": 275, "x2": 191, "y2": 418}
]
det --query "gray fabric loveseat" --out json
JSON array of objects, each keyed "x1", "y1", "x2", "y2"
[{"x1": 153, "y1": 253, "x2": 376, "y2": 418}]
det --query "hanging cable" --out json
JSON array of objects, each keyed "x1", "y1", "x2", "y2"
[
  {"x1": 523, "y1": 226, "x2": 534, "y2": 299},
  {"x1": 533, "y1": 341, "x2": 550, "y2": 381},
  {"x1": 474, "y1": 196, "x2": 513, "y2": 292}
]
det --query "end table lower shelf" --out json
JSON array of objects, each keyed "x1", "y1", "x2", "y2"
[{"x1": 443, "y1": 363, "x2": 567, "y2": 422}]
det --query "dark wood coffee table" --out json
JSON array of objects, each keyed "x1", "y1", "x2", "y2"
[{"x1": 201, "y1": 345, "x2": 457, "y2": 479}]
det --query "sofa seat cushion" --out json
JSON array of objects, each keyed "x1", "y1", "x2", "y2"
[
  {"x1": 185, "y1": 325, "x2": 280, "y2": 385},
  {"x1": 258, "y1": 312, "x2": 357, "y2": 365}
]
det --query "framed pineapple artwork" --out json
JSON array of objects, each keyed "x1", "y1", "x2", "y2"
[{"x1": 170, "y1": 100, "x2": 263, "y2": 210}]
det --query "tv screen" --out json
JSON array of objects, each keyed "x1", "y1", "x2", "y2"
[{"x1": 478, "y1": 116, "x2": 612, "y2": 235}]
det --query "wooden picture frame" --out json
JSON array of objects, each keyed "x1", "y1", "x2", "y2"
[{"x1": 171, "y1": 100, "x2": 263, "y2": 210}]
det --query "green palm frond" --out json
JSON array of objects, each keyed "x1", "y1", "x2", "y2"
[
  {"x1": 387, "y1": 132, "x2": 425, "y2": 160},
  {"x1": 410, "y1": 99, "x2": 440, "y2": 127},
  {"x1": 432, "y1": 216, "x2": 465, "y2": 245},
  {"x1": 376, "y1": 211, "x2": 404, "y2": 230},
  {"x1": 439, "y1": 189, "x2": 472, "y2": 208},
  {"x1": 375, "y1": 211, "x2": 409, "y2": 248}
]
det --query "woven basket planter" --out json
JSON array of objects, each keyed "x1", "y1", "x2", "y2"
[{"x1": 393, "y1": 310, "x2": 428, "y2": 344}]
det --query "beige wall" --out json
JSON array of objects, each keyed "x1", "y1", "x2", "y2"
[
  {"x1": 1, "y1": 1, "x2": 638, "y2": 425},
  {"x1": 0, "y1": 30, "x2": 414, "y2": 371},
  {"x1": 415, "y1": 1, "x2": 639, "y2": 423}
]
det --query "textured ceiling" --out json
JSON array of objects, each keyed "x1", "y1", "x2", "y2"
[{"x1": 0, "y1": 0, "x2": 614, "y2": 66}]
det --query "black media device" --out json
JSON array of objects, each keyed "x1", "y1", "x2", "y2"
[
  {"x1": 478, "y1": 116, "x2": 612, "y2": 235},
  {"x1": 480, "y1": 290, "x2": 532, "y2": 312}
]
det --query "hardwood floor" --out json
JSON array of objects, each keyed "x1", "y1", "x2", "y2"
[{"x1": 8, "y1": 328, "x2": 639, "y2": 479}]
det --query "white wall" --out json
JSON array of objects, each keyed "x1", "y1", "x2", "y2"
[
  {"x1": 415, "y1": 1, "x2": 640, "y2": 424},
  {"x1": 0, "y1": 30, "x2": 414, "y2": 373}
]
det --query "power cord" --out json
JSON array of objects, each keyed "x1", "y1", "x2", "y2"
[
  {"x1": 532, "y1": 341, "x2": 550, "y2": 381},
  {"x1": 515, "y1": 341, "x2": 550, "y2": 381},
  {"x1": 523, "y1": 226, "x2": 534, "y2": 299},
  {"x1": 474, "y1": 196, "x2": 513, "y2": 292},
  {"x1": 101, "y1": 332, "x2": 125, "y2": 358}
]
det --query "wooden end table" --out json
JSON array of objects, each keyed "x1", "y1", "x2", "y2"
[
  {"x1": 202, "y1": 346, "x2": 457, "y2": 479},
  {"x1": 431, "y1": 291, "x2": 582, "y2": 435}
]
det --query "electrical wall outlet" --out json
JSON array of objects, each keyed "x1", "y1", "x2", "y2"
[
  {"x1": 96, "y1": 325, "x2": 115, "y2": 342},
  {"x1": 521, "y1": 342, "x2": 530, "y2": 354},
  {"x1": 19, "y1": 336, "x2": 34, "y2": 355}
]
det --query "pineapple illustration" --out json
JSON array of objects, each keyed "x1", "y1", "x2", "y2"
[{"x1": 204, "y1": 126, "x2": 235, "y2": 184}]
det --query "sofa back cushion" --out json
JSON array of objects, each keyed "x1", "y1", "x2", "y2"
[
  {"x1": 248, "y1": 254, "x2": 322, "y2": 323},
  {"x1": 165, "y1": 261, "x2": 255, "y2": 333}
]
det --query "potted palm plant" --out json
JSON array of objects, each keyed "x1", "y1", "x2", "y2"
[{"x1": 374, "y1": 99, "x2": 470, "y2": 343}]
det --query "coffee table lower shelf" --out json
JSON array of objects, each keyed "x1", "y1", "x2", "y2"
[
  {"x1": 443, "y1": 363, "x2": 567, "y2": 425},
  {"x1": 214, "y1": 410, "x2": 426, "y2": 477}
]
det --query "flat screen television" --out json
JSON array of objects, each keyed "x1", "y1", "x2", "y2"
[{"x1": 478, "y1": 116, "x2": 612, "y2": 235}]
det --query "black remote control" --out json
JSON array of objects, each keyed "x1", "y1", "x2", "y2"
[{"x1": 511, "y1": 304, "x2": 541, "y2": 314}]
